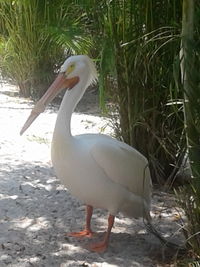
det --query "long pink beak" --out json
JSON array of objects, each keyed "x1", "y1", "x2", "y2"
[{"x1": 20, "y1": 74, "x2": 79, "y2": 135}]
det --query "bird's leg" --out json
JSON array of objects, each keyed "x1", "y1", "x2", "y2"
[
  {"x1": 87, "y1": 214, "x2": 115, "y2": 253},
  {"x1": 67, "y1": 205, "x2": 94, "y2": 237}
]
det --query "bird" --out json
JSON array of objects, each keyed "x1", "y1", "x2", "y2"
[{"x1": 20, "y1": 55, "x2": 152, "y2": 253}]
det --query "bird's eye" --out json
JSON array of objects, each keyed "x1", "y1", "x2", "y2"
[{"x1": 65, "y1": 63, "x2": 75, "y2": 76}]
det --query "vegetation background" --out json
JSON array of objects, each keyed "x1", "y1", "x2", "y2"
[{"x1": 0, "y1": 0, "x2": 199, "y2": 263}]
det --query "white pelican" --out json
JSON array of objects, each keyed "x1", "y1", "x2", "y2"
[{"x1": 20, "y1": 55, "x2": 152, "y2": 252}]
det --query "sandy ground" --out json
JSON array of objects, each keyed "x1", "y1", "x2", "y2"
[{"x1": 0, "y1": 82, "x2": 185, "y2": 267}]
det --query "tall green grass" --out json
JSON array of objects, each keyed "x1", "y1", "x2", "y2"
[
  {"x1": 0, "y1": 0, "x2": 91, "y2": 98},
  {"x1": 175, "y1": 0, "x2": 200, "y2": 256},
  {"x1": 79, "y1": 0, "x2": 184, "y2": 183}
]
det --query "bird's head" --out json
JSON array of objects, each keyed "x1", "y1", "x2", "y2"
[
  {"x1": 20, "y1": 55, "x2": 97, "y2": 135},
  {"x1": 60, "y1": 55, "x2": 97, "y2": 85}
]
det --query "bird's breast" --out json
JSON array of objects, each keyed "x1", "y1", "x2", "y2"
[{"x1": 51, "y1": 134, "x2": 100, "y2": 202}]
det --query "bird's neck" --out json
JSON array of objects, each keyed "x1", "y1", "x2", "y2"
[{"x1": 53, "y1": 76, "x2": 89, "y2": 140}]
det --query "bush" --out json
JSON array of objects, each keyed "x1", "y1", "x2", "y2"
[{"x1": 0, "y1": 0, "x2": 91, "y2": 98}]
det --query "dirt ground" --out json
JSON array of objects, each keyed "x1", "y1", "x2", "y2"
[{"x1": 0, "y1": 82, "x2": 185, "y2": 267}]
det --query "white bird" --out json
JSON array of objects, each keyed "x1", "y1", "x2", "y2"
[{"x1": 20, "y1": 55, "x2": 152, "y2": 252}]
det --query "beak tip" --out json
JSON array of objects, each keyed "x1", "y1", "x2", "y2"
[
  {"x1": 20, "y1": 112, "x2": 38, "y2": 137},
  {"x1": 20, "y1": 126, "x2": 26, "y2": 136}
]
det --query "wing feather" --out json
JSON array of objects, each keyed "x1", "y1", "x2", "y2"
[{"x1": 90, "y1": 140, "x2": 151, "y2": 201}]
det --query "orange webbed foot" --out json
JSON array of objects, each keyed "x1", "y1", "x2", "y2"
[{"x1": 66, "y1": 229, "x2": 94, "y2": 238}]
